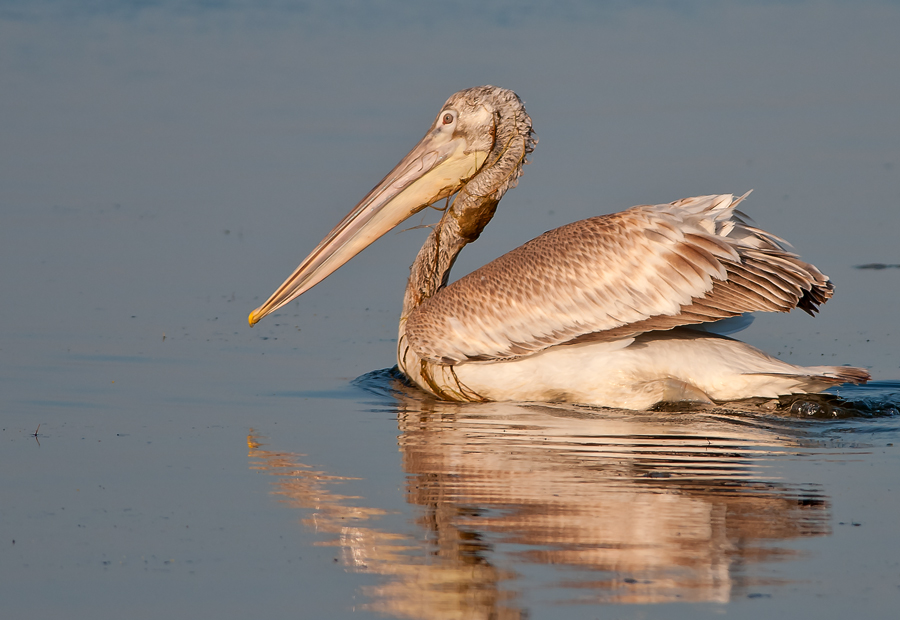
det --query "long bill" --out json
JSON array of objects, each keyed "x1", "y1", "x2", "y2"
[{"x1": 249, "y1": 131, "x2": 487, "y2": 326}]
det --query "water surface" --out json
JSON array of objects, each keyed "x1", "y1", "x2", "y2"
[{"x1": 2, "y1": 1, "x2": 899, "y2": 618}]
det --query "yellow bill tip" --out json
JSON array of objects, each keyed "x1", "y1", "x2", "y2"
[{"x1": 248, "y1": 310, "x2": 260, "y2": 327}]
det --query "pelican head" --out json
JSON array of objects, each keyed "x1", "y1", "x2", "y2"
[{"x1": 248, "y1": 86, "x2": 535, "y2": 326}]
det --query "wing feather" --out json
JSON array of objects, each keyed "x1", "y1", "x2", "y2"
[{"x1": 405, "y1": 194, "x2": 833, "y2": 364}]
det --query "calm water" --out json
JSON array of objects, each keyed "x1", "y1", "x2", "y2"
[{"x1": 2, "y1": 1, "x2": 899, "y2": 618}]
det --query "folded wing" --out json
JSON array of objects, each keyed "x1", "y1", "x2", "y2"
[{"x1": 404, "y1": 194, "x2": 832, "y2": 364}]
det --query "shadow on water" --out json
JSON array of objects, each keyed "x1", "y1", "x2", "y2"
[{"x1": 247, "y1": 371, "x2": 899, "y2": 617}]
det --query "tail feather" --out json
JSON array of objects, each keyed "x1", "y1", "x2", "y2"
[
  {"x1": 804, "y1": 366, "x2": 871, "y2": 385},
  {"x1": 749, "y1": 365, "x2": 870, "y2": 389}
]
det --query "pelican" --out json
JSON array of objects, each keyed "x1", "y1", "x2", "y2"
[{"x1": 249, "y1": 86, "x2": 869, "y2": 410}]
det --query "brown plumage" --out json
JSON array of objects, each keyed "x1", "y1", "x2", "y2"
[{"x1": 404, "y1": 194, "x2": 832, "y2": 365}]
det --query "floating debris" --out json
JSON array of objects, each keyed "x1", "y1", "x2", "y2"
[{"x1": 855, "y1": 263, "x2": 900, "y2": 270}]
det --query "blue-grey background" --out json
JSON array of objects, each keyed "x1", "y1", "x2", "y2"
[{"x1": 2, "y1": 1, "x2": 898, "y2": 618}]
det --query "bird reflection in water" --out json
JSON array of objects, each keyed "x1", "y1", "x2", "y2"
[{"x1": 248, "y1": 381, "x2": 832, "y2": 617}]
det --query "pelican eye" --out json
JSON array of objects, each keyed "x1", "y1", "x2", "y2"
[{"x1": 442, "y1": 113, "x2": 454, "y2": 125}]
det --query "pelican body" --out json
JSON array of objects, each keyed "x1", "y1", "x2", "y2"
[{"x1": 249, "y1": 86, "x2": 868, "y2": 410}]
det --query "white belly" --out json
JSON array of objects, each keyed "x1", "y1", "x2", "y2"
[{"x1": 400, "y1": 328, "x2": 846, "y2": 410}]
